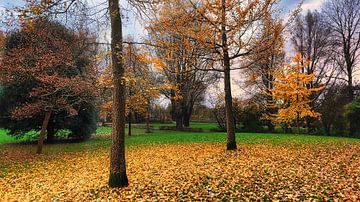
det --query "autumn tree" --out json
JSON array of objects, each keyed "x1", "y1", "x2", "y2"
[
  {"x1": 147, "y1": 16, "x2": 218, "y2": 129},
  {"x1": 0, "y1": 19, "x2": 97, "y2": 153},
  {"x1": 150, "y1": 0, "x2": 280, "y2": 150},
  {"x1": 266, "y1": 53, "x2": 324, "y2": 134}
]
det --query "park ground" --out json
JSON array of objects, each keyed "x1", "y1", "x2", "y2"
[{"x1": 0, "y1": 123, "x2": 359, "y2": 201}]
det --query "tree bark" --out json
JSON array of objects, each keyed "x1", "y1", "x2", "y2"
[
  {"x1": 108, "y1": 0, "x2": 128, "y2": 188},
  {"x1": 221, "y1": 0, "x2": 236, "y2": 150},
  {"x1": 37, "y1": 111, "x2": 52, "y2": 154}
]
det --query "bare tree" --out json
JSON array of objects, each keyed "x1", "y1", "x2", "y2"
[
  {"x1": 323, "y1": 0, "x2": 360, "y2": 100},
  {"x1": 291, "y1": 10, "x2": 337, "y2": 131},
  {"x1": 322, "y1": 0, "x2": 360, "y2": 135}
]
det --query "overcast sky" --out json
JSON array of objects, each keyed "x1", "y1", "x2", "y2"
[{"x1": 1, "y1": 0, "x2": 324, "y2": 39}]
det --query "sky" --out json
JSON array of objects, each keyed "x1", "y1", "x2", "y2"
[
  {"x1": 1, "y1": 0, "x2": 324, "y2": 40},
  {"x1": 0, "y1": 0, "x2": 325, "y2": 101}
]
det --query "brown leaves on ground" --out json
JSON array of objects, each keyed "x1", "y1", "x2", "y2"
[{"x1": 0, "y1": 143, "x2": 359, "y2": 201}]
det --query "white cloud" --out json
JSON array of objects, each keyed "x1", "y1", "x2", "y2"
[{"x1": 302, "y1": 0, "x2": 324, "y2": 12}]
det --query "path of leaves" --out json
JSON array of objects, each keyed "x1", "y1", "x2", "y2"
[{"x1": 0, "y1": 142, "x2": 359, "y2": 201}]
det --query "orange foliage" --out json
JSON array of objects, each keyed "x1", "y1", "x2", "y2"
[{"x1": 266, "y1": 53, "x2": 325, "y2": 125}]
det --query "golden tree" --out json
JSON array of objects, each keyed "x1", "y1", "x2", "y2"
[{"x1": 267, "y1": 53, "x2": 325, "y2": 134}]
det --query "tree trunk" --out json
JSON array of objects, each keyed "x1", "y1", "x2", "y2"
[
  {"x1": 348, "y1": 73, "x2": 356, "y2": 136},
  {"x1": 224, "y1": 68, "x2": 237, "y2": 150},
  {"x1": 108, "y1": 0, "x2": 128, "y2": 188},
  {"x1": 128, "y1": 112, "x2": 132, "y2": 136},
  {"x1": 46, "y1": 116, "x2": 55, "y2": 143},
  {"x1": 183, "y1": 114, "x2": 190, "y2": 127},
  {"x1": 175, "y1": 114, "x2": 183, "y2": 130},
  {"x1": 221, "y1": 0, "x2": 236, "y2": 150},
  {"x1": 146, "y1": 101, "x2": 151, "y2": 133},
  {"x1": 146, "y1": 113, "x2": 151, "y2": 133},
  {"x1": 37, "y1": 111, "x2": 52, "y2": 154}
]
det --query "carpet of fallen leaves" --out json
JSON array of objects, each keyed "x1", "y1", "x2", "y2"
[{"x1": 0, "y1": 142, "x2": 359, "y2": 201}]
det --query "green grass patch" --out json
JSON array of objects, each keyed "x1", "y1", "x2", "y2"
[{"x1": 0, "y1": 129, "x2": 16, "y2": 143}]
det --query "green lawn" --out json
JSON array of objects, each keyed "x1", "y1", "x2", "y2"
[
  {"x1": 1, "y1": 126, "x2": 357, "y2": 154},
  {"x1": 145, "y1": 122, "x2": 219, "y2": 130}
]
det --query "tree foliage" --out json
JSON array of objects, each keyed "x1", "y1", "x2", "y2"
[
  {"x1": 266, "y1": 53, "x2": 324, "y2": 130},
  {"x1": 0, "y1": 20, "x2": 97, "y2": 142}
]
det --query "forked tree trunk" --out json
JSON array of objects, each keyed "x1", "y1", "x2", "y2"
[
  {"x1": 37, "y1": 111, "x2": 52, "y2": 154},
  {"x1": 108, "y1": 0, "x2": 128, "y2": 188}
]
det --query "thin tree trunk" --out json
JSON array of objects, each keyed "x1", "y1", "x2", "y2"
[
  {"x1": 108, "y1": 0, "x2": 128, "y2": 188},
  {"x1": 37, "y1": 111, "x2": 52, "y2": 154},
  {"x1": 146, "y1": 101, "x2": 151, "y2": 133},
  {"x1": 221, "y1": 0, "x2": 236, "y2": 150},
  {"x1": 348, "y1": 73, "x2": 355, "y2": 136},
  {"x1": 224, "y1": 68, "x2": 237, "y2": 150},
  {"x1": 128, "y1": 112, "x2": 132, "y2": 136}
]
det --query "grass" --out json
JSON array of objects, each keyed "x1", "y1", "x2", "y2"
[
  {"x1": 144, "y1": 122, "x2": 219, "y2": 130},
  {"x1": 1, "y1": 126, "x2": 357, "y2": 155},
  {"x1": 0, "y1": 129, "x2": 16, "y2": 143}
]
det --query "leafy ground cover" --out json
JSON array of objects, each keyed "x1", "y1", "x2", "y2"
[{"x1": 0, "y1": 128, "x2": 359, "y2": 200}]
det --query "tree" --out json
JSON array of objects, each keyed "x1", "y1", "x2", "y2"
[
  {"x1": 322, "y1": 0, "x2": 360, "y2": 135},
  {"x1": 107, "y1": 0, "x2": 129, "y2": 187},
  {"x1": 13, "y1": 0, "x2": 157, "y2": 188},
  {"x1": 147, "y1": 18, "x2": 217, "y2": 129},
  {"x1": 266, "y1": 53, "x2": 324, "y2": 134},
  {"x1": 323, "y1": 0, "x2": 360, "y2": 101},
  {"x1": 0, "y1": 19, "x2": 97, "y2": 153},
  {"x1": 318, "y1": 84, "x2": 349, "y2": 136},
  {"x1": 345, "y1": 97, "x2": 360, "y2": 137},
  {"x1": 151, "y1": 0, "x2": 279, "y2": 150}
]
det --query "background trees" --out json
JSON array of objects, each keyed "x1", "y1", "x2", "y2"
[
  {"x1": 323, "y1": 0, "x2": 360, "y2": 102},
  {"x1": 147, "y1": 15, "x2": 218, "y2": 129},
  {"x1": 0, "y1": 20, "x2": 97, "y2": 152}
]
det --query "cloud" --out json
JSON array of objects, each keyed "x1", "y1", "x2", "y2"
[{"x1": 302, "y1": 0, "x2": 324, "y2": 12}]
